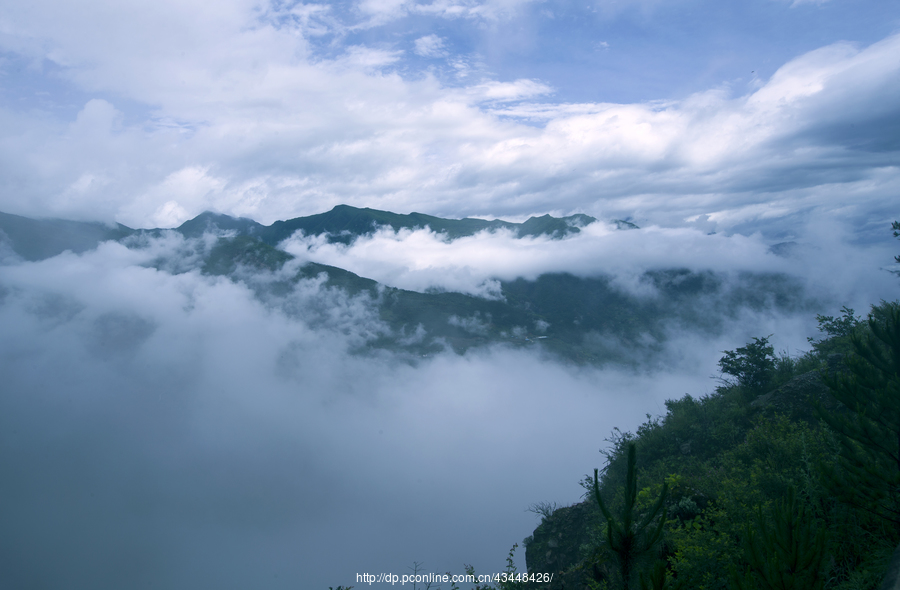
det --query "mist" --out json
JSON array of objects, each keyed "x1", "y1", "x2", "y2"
[
  {"x1": 2, "y1": 0, "x2": 899, "y2": 585},
  {"x1": 280, "y1": 214, "x2": 899, "y2": 307},
  {"x1": 0, "y1": 225, "x2": 896, "y2": 588}
]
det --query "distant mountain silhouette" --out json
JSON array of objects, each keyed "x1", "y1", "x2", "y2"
[{"x1": 0, "y1": 206, "x2": 812, "y2": 365}]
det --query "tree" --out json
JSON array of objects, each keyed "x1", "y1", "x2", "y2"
[
  {"x1": 592, "y1": 442, "x2": 668, "y2": 590},
  {"x1": 893, "y1": 220, "x2": 900, "y2": 265},
  {"x1": 730, "y1": 487, "x2": 827, "y2": 590},
  {"x1": 718, "y1": 336, "x2": 776, "y2": 397},
  {"x1": 807, "y1": 306, "x2": 863, "y2": 358},
  {"x1": 816, "y1": 301, "x2": 900, "y2": 535}
]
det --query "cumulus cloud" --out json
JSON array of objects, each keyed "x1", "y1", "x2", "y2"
[{"x1": 0, "y1": 0, "x2": 896, "y2": 235}]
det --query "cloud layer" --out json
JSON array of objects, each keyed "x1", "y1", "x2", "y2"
[
  {"x1": 2, "y1": 1, "x2": 899, "y2": 587},
  {"x1": 0, "y1": 0, "x2": 898, "y2": 237},
  {"x1": 0, "y1": 235, "x2": 780, "y2": 588},
  {"x1": 280, "y1": 216, "x2": 899, "y2": 307},
  {"x1": 1, "y1": 227, "x2": 897, "y2": 587}
]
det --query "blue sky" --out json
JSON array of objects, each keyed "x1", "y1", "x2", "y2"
[
  {"x1": 329, "y1": 0, "x2": 899, "y2": 103},
  {"x1": 1, "y1": 0, "x2": 899, "y2": 239}
]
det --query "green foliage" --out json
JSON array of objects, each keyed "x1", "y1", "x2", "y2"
[
  {"x1": 718, "y1": 336, "x2": 776, "y2": 397},
  {"x1": 893, "y1": 220, "x2": 900, "y2": 265},
  {"x1": 639, "y1": 560, "x2": 675, "y2": 590},
  {"x1": 592, "y1": 443, "x2": 669, "y2": 590},
  {"x1": 667, "y1": 505, "x2": 739, "y2": 590},
  {"x1": 0, "y1": 210, "x2": 134, "y2": 261},
  {"x1": 730, "y1": 487, "x2": 827, "y2": 590},
  {"x1": 258, "y1": 204, "x2": 593, "y2": 244},
  {"x1": 531, "y1": 300, "x2": 900, "y2": 590},
  {"x1": 816, "y1": 301, "x2": 900, "y2": 534},
  {"x1": 724, "y1": 416, "x2": 824, "y2": 502},
  {"x1": 517, "y1": 213, "x2": 591, "y2": 238},
  {"x1": 772, "y1": 350, "x2": 798, "y2": 387},
  {"x1": 202, "y1": 236, "x2": 294, "y2": 275},
  {"x1": 807, "y1": 306, "x2": 864, "y2": 358},
  {"x1": 816, "y1": 306, "x2": 863, "y2": 339},
  {"x1": 662, "y1": 417, "x2": 830, "y2": 590}
]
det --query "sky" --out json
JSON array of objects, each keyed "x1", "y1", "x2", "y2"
[
  {"x1": 0, "y1": 0, "x2": 897, "y2": 235},
  {"x1": 1, "y1": 0, "x2": 900, "y2": 588}
]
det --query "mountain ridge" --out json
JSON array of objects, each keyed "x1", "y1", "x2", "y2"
[
  {"x1": 192, "y1": 234, "x2": 810, "y2": 365},
  {"x1": 0, "y1": 205, "x2": 607, "y2": 260},
  {"x1": 0, "y1": 206, "x2": 812, "y2": 366},
  {"x1": 178, "y1": 204, "x2": 601, "y2": 245}
]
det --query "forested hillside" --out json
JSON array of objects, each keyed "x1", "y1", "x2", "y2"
[{"x1": 523, "y1": 299, "x2": 900, "y2": 590}]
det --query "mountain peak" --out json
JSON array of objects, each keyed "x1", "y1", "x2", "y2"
[{"x1": 177, "y1": 211, "x2": 263, "y2": 238}]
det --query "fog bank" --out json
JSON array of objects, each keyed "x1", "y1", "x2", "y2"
[{"x1": 1, "y1": 230, "x2": 895, "y2": 588}]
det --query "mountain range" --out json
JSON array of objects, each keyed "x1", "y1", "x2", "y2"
[
  {"x1": 0, "y1": 205, "x2": 806, "y2": 365},
  {"x1": 0, "y1": 205, "x2": 602, "y2": 262}
]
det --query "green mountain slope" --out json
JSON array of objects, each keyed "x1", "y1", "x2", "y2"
[
  {"x1": 192, "y1": 234, "x2": 811, "y2": 365},
  {"x1": 0, "y1": 211, "x2": 134, "y2": 261},
  {"x1": 0, "y1": 207, "x2": 811, "y2": 366},
  {"x1": 0, "y1": 206, "x2": 602, "y2": 262},
  {"x1": 180, "y1": 205, "x2": 599, "y2": 245},
  {"x1": 523, "y1": 302, "x2": 900, "y2": 590},
  {"x1": 176, "y1": 212, "x2": 264, "y2": 239}
]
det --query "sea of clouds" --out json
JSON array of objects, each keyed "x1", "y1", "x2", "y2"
[
  {"x1": 280, "y1": 214, "x2": 899, "y2": 304},
  {"x1": 0, "y1": 223, "x2": 896, "y2": 588},
  {"x1": 1, "y1": 0, "x2": 899, "y2": 586}
]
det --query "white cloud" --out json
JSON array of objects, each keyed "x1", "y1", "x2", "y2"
[
  {"x1": 71, "y1": 99, "x2": 123, "y2": 134},
  {"x1": 131, "y1": 167, "x2": 226, "y2": 227},
  {"x1": 333, "y1": 44, "x2": 405, "y2": 70},
  {"x1": 278, "y1": 215, "x2": 899, "y2": 308},
  {"x1": 0, "y1": 231, "x2": 775, "y2": 587},
  {"x1": 414, "y1": 34, "x2": 448, "y2": 57},
  {"x1": 472, "y1": 78, "x2": 554, "y2": 101},
  {"x1": 1, "y1": 2, "x2": 898, "y2": 586},
  {"x1": 448, "y1": 312, "x2": 492, "y2": 333},
  {"x1": 0, "y1": 0, "x2": 897, "y2": 241},
  {"x1": 354, "y1": 0, "x2": 539, "y2": 25},
  {"x1": 3, "y1": 229, "x2": 878, "y2": 588}
]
